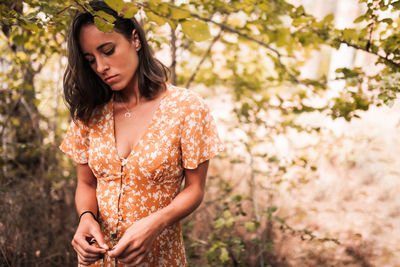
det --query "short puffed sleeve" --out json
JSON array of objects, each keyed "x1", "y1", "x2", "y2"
[
  {"x1": 180, "y1": 93, "x2": 224, "y2": 169},
  {"x1": 59, "y1": 120, "x2": 90, "y2": 164}
]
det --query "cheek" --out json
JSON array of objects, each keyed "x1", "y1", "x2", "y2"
[{"x1": 123, "y1": 53, "x2": 139, "y2": 76}]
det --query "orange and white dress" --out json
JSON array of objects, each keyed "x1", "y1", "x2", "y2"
[{"x1": 60, "y1": 85, "x2": 223, "y2": 267}]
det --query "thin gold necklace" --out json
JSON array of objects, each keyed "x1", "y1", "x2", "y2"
[
  {"x1": 122, "y1": 103, "x2": 132, "y2": 118},
  {"x1": 114, "y1": 94, "x2": 140, "y2": 119}
]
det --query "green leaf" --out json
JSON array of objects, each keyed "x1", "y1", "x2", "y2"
[
  {"x1": 268, "y1": 156, "x2": 278, "y2": 162},
  {"x1": 122, "y1": 3, "x2": 138, "y2": 19},
  {"x1": 380, "y1": 18, "x2": 393, "y2": 24},
  {"x1": 16, "y1": 51, "x2": 28, "y2": 61},
  {"x1": 11, "y1": 118, "x2": 20, "y2": 127},
  {"x1": 354, "y1": 14, "x2": 367, "y2": 23},
  {"x1": 310, "y1": 166, "x2": 317, "y2": 171},
  {"x1": 21, "y1": 22, "x2": 39, "y2": 32},
  {"x1": 223, "y1": 210, "x2": 231, "y2": 219},
  {"x1": 219, "y1": 247, "x2": 230, "y2": 263},
  {"x1": 170, "y1": 6, "x2": 190, "y2": 20},
  {"x1": 181, "y1": 19, "x2": 211, "y2": 42},
  {"x1": 167, "y1": 19, "x2": 178, "y2": 30},
  {"x1": 385, "y1": 99, "x2": 394, "y2": 107},
  {"x1": 274, "y1": 216, "x2": 285, "y2": 224},
  {"x1": 380, "y1": 5, "x2": 389, "y2": 11},
  {"x1": 392, "y1": 1, "x2": 400, "y2": 9},
  {"x1": 267, "y1": 206, "x2": 277, "y2": 213},
  {"x1": 94, "y1": 16, "x2": 114, "y2": 33},
  {"x1": 231, "y1": 194, "x2": 242, "y2": 202},
  {"x1": 265, "y1": 240, "x2": 274, "y2": 251},
  {"x1": 214, "y1": 218, "x2": 225, "y2": 229},
  {"x1": 94, "y1": 10, "x2": 116, "y2": 23},
  {"x1": 104, "y1": 0, "x2": 124, "y2": 13},
  {"x1": 244, "y1": 221, "x2": 257, "y2": 232},
  {"x1": 342, "y1": 28, "x2": 357, "y2": 41},
  {"x1": 12, "y1": 34, "x2": 27, "y2": 45},
  {"x1": 148, "y1": 2, "x2": 170, "y2": 16},
  {"x1": 147, "y1": 11, "x2": 168, "y2": 26},
  {"x1": 323, "y1": 13, "x2": 334, "y2": 23}
]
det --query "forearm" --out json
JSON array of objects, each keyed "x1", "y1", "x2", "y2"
[
  {"x1": 72, "y1": 166, "x2": 108, "y2": 261},
  {"x1": 154, "y1": 161, "x2": 209, "y2": 230},
  {"x1": 75, "y1": 164, "x2": 98, "y2": 217},
  {"x1": 75, "y1": 182, "x2": 98, "y2": 216},
  {"x1": 158, "y1": 184, "x2": 204, "y2": 229}
]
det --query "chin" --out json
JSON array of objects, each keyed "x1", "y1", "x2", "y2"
[{"x1": 109, "y1": 84, "x2": 125, "y2": 91}]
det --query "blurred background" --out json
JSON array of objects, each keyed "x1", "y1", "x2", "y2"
[{"x1": 1, "y1": 0, "x2": 399, "y2": 266}]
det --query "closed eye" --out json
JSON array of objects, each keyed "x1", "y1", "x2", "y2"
[
  {"x1": 83, "y1": 43, "x2": 115, "y2": 64},
  {"x1": 103, "y1": 47, "x2": 114, "y2": 56}
]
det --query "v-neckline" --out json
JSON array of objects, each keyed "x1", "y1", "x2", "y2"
[{"x1": 110, "y1": 86, "x2": 170, "y2": 162}]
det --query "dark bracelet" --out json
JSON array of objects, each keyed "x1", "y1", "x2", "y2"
[{"x1": 78, "y1": 211, "x2": 97, "y2": 223}]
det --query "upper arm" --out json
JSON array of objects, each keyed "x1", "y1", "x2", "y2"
[
  {"x1": 77, "y1": 163, "x2": 97, "y2": 188},
  {"x1": 183, "y1": 160, "x2": 209, "y2": 190}
]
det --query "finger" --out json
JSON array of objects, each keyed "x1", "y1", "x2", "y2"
[
  {"x1": 91, "y1": 226, "x2": 109, "y2": 250},
  {"x1": 79, "y1": 251, "x2": 103, "y2": 264},
  {"x1": 78, "y1": 254, "x2": 95, "y2": 266},
  {"x1": 108, "y1": 236, "x2": 130, "y2": 258},
  {"x1": 76, "y1": 237, "x2": 107, "y2": 255},
  {"x1": 74, "y1": 245, "x2": 102, "y2": 262},
  {"x1": 73, "y1": 239, "x2": 105, "y2": 260},
  {"x1": 73, "y1": 241, "x2": 103, "y2": 259},
  {"x1": 132, "y1": 252, "x2": 147, "y2": 266},
  {"x1": 123, "y1": 251, "x2": 146, "y2": 267},
  {"x1": 73, "y1": 234, "x2": 106, "y2": 255},
  {"x1": 118, "y1": 245, "x2": 144, "y2": 262}
]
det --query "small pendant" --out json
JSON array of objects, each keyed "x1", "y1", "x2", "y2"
[{"x1": 124, "y1": 111, "x2": 132, "y2": 118}]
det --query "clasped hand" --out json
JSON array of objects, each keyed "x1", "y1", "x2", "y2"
[
  {"x1": 72, "y1": 213, "x2": 163, "y2": 266},
  {"x1": 108, "y1": 214, "x2": 163, "y2": 266},
  {"x1": 71, "y1": 214, "x2": 109, "y2": 266}
]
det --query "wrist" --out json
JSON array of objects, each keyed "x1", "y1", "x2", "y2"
[
  {"x1": 79, "y1": 210, "x2": 97, "y2": 223},
  {"x1": 154, "y1": 207, "x2": 171, "y2": 232},
  {"x1": 153, "y1": 209, "x2": 170, "y2": 232}
]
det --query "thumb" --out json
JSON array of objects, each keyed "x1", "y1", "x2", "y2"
[
  {"x1": 91, "y1": 227, "x2": 109, "y2": 250},
  {"x1": 108, "y1": 237, "x2": 127, "y2": 258}
]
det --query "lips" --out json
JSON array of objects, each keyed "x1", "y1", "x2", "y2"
[{"x1": 104, "y1": 75, "x2": 118, "y2": 83}]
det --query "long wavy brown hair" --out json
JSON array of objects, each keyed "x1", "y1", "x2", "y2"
[{"x1": 63, "y1": 0, "x2": 169, "y2": 124}]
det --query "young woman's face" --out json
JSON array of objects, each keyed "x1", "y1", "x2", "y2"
[{"x1": 79, "y1": 24, "x2": 141, "y2": 91}]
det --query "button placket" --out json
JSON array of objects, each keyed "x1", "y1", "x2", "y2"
[
  {"x1": 115, "y1": 158, "x2": 127, "y2": 237},
  {"x1": 121, "y1": 158, "x2": 128, "y2": 167}
]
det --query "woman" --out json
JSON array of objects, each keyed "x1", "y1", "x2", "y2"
[{"x1": 60, "y1": 1, "x2": 223, "y2": 266}]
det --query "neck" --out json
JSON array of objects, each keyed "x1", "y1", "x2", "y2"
[{"x1": 115, "y1": 73, "x2": 141, "y2": 106}]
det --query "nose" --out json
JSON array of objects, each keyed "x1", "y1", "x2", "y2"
[{"x1": 96, "y1": 58, "x2": 109, "y2": 74}]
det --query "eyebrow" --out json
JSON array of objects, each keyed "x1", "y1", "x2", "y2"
[{"x1": 83, "y1": 42, "x2": 113, "y2": 56}]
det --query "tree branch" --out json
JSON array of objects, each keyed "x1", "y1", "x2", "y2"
[
  {"x1": 162, "y1": 3, "x2": 285, "y2": 57},
  {"x1": 185, "y1": 23, "x2": 224, "y2": 89},
  {"x1": 142, "y1": 3, "x2": 300, "y2": 83},
  {"x1": 56, "y1": 4, "x2": 73, "y2": 15},
  {"x1": 335, "y1": 38, "x2": 400, "y2": 69},
  {"x1": 0, "y1": 243, "x2": 11, "y2": 267},
  {"x1": 170, "y1": 27, "x2": 177, "y2": 85},
  {"x1": 169, "y1": 0, "x2": 177, "y2": 85}
]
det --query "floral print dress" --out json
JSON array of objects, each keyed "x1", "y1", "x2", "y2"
[{"x1": 60, "y1": 85, "x2": 223, "y2": 266}]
